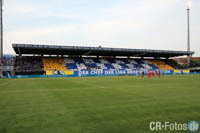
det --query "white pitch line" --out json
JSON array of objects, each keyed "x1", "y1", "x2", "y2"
[
  {"x1": 0, "y1": 88, "x2": 88, "y2": 93},
  {"x1": 0, "y1": 80, "x2": 14, "y2": 87}
]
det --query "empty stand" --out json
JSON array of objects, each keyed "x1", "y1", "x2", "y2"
[
  {"x1": 0, "y1": 56, "x2": 15, "y2": 71},
  {"x1": 66, "y1": 63, "x2": 78, "y2": 70},
  {"x1": 112, "y1": 63, "x2": 122, "y2": 69},
  {"x1": 43, "y1": 58, "x2": 67, "y2": 71},
  {"x1": 104, "y1": 64, "x2": 115, "y2": 69},
  {"x1": 43, "y1": 58, "x2": 73, "y2": 75},
  {"x1": 119, "y1": 64, "x2": 129, "y2": 69},
  {"x1": 164, "y1": 59, "x2": 184, "y2": 69},
  {"x1": 11, "y1": 57, "x2": 177, "y2": 76},
  {"x1": 96, "y1": 63, "x2": 107, "y2": 69},
  {"x1": 15, "y1": 57, "x2": 44, "y2": 75},
  {"x1": 149, "y1": 60, "x2": 174, "y2": 70}
]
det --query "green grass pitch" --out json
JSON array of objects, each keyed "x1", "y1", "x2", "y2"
[{"x1": 0, "y1": 75, "x2": 200, "y2": 133}]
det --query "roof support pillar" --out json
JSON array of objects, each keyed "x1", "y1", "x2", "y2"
[{"x1": 17, "y1": 48, "x2": 22, "y2": 57}]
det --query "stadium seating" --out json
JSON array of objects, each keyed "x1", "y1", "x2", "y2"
[
  {"x1": 126, "y1": 64, "x2": 135, "y2": 69},
  {"x1": 92, "y1": 58, "x2": 101, "y2": 63},
  {"x1": 149, "y1": 60, "x2": 174, "y2": 70},
  {"x1": 104, "y1": 63, "x2": 115, "y2": 69},
  {"x1": 4, "y1": 56, "x2": 182, "y2": 76},
  {"x1": 76, "y1": 63, "x2": 87, "y2": 70},
  {"x1": 74, "y1": 58, "x2": 84, "y2": 64},
  {"x1": 115, "y1": 59, "x2": 125, "y2": 64},
  {"x1": 99, "y1": 59, "x2": 109, "y2": 64},
  {"x1": 107, "y1": 58, "x2": 116, "y2": 63},
  {"x1": 128, "y1": 59, "x2": 138, "y2": 64},
  {"x1": 43, "y1": 58, "x2": 72, "y2": 75},
  {"x1": 112, "y1": 63, "x2": 122, "y2": 69},
  {"x1": 14, "y1": 56, "x2": 45, "y2": 75},
  {"x1": 66, "y1": 63, "x2": 78, "y2": 70},
  {"x1": 96, "y1": 63, "x2": 107, "y2": 69},
  {"x1": 164, "y1": 59, "x2": 184, "y2": 69},
  {"x1": 43, "y1": 58, "x2": 68, "y2": 71},
  {"x1": 86, "y1": 63, "x2": 97, "y2": 69},
  {"x1": 119, "y1": 64, "x2": 129, "y2": 69},
  {"x1": 64, "y1": 58, "x2": 75, "y2": 64},
  {"x1": 83, "y1": 58, "x2": 95, "y2": 64},
  {"x1": 0, "y1": 55, "x2": 15, "y2": 71},
  {"x1": 148, "y1": 64, "x2": 158, "y2": 70}
]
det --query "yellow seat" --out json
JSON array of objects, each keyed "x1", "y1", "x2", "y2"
[
  {"x1": 42, "y1": 58, "x2": 68, "y2": 74},
  {"x1": 149, "y1": 60, "x2": 174, "y2": 70}
]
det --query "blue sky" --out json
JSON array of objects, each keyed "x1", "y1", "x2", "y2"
[{"x1": 3, "y1": 0, "x2": 200, "y2": 56}]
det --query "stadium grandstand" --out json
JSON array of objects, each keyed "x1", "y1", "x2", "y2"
[{"x1": 0, "y1": 43, "x2": 196, "y2": 78}]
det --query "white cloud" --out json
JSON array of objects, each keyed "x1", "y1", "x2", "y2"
[
  {"x1": 82, "y1": 19, "x2": 142, "y2": 41},
  {"x1": 2, "y1": 0, "x2": 200, "y2": 57},
  {"x1": 4, "y1": 1, "x2": 39, "y2": 16},
  {"x1": 4, "y1": 1, "x2": 81, "y2": 20},
  {"x1": 4, "y1": 26, "x2": 76, "y2": 54}
]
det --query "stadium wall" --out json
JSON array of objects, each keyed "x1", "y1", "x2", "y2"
[{"x1": 11, "y1": 69, "x2": 176, "y2": 78}]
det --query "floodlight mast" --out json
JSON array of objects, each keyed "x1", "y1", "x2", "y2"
[
  {"x1": 186, "y1": 1, "x2": 191, "y2": 68},
  {"x1": 0, "y1": 0, "x2": 3, "y2": 60}
]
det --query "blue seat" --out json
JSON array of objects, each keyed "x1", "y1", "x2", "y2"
[
  {"x1": 149, "y1": 64, "x2": 158, "y2": 69},
  {"x1": 107, "y1": 59, "x2": 116, "y2": 63},
  {"x1": 74, "y1": 58, "x2": 84, "y2": 64},
  {"x1": 66, "y1": 63, "x2": 78, "y2": 69},
  {"x1": 92, "y1": 58, "x2": 101, "y2": 63},
  {"x1": 85, "y1": 63, "x2": 97, "y2": 68},
  {"x1": 133, "y1": 64, "x2": 142, "y2": 68},
  {"x1": 121, "y1": 59, "x2": 129, "y2": 64},
  {"x1": 104, "y1": 64, "x2": 115, "y2": 69},
  {"x1": 119, "y1": 64, "x2": 129, "y2": 69}
]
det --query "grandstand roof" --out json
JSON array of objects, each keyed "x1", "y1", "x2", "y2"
[{"x1": 13, "y1": 44, "x2": 194, "y2": 58}]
